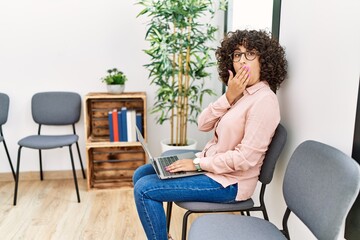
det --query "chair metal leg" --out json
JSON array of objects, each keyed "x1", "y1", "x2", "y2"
[
  {"x1": 75, "y1": 141, "x2": 86, "y2": 179},
  {"x1": 182, "y1": 210, "x2": 193, "y2": 240},
  {"x1": 262, "y1": 207, "x2": 269, "y2": 220},
  {"x1": 39, "y1": 149, "x2": 43, "y2": 181},
  {"x1": 13, "y1": 146, "x2": 22, "y2": 205},
  {"x1": 259, "y1": 184, "x2": 269, "y2": 220},
  {"x1": 2, "y1": 140, "x2": 16, "y2": 181},
  {"x1": 69, "y1": 146, "x2": 80, "y2": 203},
  {"x1": 282, "y1": 208, "x2": 291, "y2": 239},
  {"x1": 166, "y1": 202, "x2": 173, "y2": 233}
]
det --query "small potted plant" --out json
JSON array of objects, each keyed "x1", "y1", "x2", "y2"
[{"x1": 101, "y1": 68, "x2": 128, "y2": 94}]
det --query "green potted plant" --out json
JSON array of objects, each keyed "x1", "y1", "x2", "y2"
[
  {"x1": 101, "y1": 68, "x2": 128, "y2": 94},
  {"x1": 137, "y1": 0, "x2": 227, "y2": 148}
]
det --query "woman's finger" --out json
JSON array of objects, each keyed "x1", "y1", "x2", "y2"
[
  {"x1": 234, "y1": 65, "x2": 248, "y2": 79},
  {"x1": 228, "y1": 69, "x2": 234, "y2": 82}
]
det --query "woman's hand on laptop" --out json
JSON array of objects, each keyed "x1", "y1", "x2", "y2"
[{"x1": 165, "y1": 159, "x2": 196, "y2": 173}]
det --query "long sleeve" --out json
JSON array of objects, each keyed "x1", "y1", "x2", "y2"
[{"x1": 197, "y1": 94, "x2": 231, "y2": 132}]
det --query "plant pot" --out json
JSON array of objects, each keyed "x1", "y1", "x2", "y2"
[
  {"x1": 106, "y1": 84, "x2": 125, "y2": 94},
  {"x1": 160, "y1": 138, "x2": 198, "y2": 153}
]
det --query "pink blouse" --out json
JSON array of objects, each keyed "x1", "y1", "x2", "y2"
[{"x1": 196, "y1": 81, "x2": 280, "y2": 201}]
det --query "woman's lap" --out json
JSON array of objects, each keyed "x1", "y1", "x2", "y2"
[
  {"x1": 133, "y1": 164, "x2": 238, "y2": 239},
  {"x1": 133, "y1": 164, "x2": 237, "y2": 203}
]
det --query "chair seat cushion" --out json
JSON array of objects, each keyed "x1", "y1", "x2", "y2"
[
  {"x1": 189, "y1": 214, "x2": 287, "y2": 240},
  {"x1": 176, "y1": 198, "x2": 254, "y2": 212},
  {"x1": 18, "y1": 135, "x2": 78, "y2": 149},
  {"x1": 161, "y1": 149, "x2": 202, "y2": 156}
]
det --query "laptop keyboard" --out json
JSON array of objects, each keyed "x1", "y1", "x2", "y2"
[{"x1": 158, "y1": 156, "x2": 184, "y2": 176}]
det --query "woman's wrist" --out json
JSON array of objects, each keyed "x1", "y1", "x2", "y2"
[{"x1": 193, "y1": 158, "x2": 202, "y2": 171}]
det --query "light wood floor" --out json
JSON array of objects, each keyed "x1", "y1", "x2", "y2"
[{"x1": 0, "y1": 178, "x2": 202, "y2": 240}]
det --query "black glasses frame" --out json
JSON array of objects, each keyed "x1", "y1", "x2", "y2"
[{"x1": 229, "y1": 51, "x2": 258, "y2": 62}]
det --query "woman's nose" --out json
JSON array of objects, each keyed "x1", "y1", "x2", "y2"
[{"x1": 239, "y1": 53, "x2": 247, "y2": 62}]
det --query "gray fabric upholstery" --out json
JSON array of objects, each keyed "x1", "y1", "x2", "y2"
[
  {"x1": 177, "y1": 199, "x2": 254, "y2": 211},
  {"x1": 283, "y1": 140, "x2": 360, "y2": 239},
  {"x1": 259, "y1": 123, "x2": 287, "y2": 184},
  {"x1": 189, "y1": 140, "x2": 360, "y2": 240},
  {"x1": 161, "y1": 149, "x2": 201, "y2": 156},
  {"x1": 0, "y1": 93, "x2": 9, "y2": 126},
  {"x1": 18, "y1": 92, "x2": 82, "y2": 149},
  {"x1": 31, "y1": 92, "x2": 81, "y2": 125},
  {"x1": 18, "y1": 135, "x2": 79, "y2": 149},
  {"x1": 14, "y1": 91, "x2": 84, "y2": 205},
  {"x1": 0, "y1": 92, "x2": 15, "y2": 179},
  {"x1": 189, "y1": 215, "x2": 287, "y2": 240}
]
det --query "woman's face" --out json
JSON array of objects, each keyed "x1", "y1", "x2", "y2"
[{"x1": 232, "y1": 45, "x2": 261, "y2": 87}]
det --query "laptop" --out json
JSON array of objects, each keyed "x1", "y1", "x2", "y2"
[{"x1": 135, "y1": 126, "x2": 205, "y2": 179}]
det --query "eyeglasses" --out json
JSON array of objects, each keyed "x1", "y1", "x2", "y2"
[{"x1": 229, "y1": 51, "x2": 257, "y2": 62}]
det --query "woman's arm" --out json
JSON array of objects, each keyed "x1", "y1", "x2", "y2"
[{"x1": 197, "y1": 94, "x2": 231, "y2": 132}]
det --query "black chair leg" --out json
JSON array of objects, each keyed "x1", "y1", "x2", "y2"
[
  {"x1": 166, "y1": 202, "x2": 173, "y2": 233},
  {"x1": 13, "y1": 146, "x2": 22, "y2": 205},
  {"x1": 69, "y1": 146, "x2": 80, "y2": 203},
  {"x1": 262, "y1": 207, "x2": 269, "y2": 220},
  {"x1": 75, "y1": 141, "x2": 86, "y2": 179},
  {"x1": 182, "y1": 210, "x2": 193, "y2": 240},
  {"x1": 3, "y1": 140, "x2": 16, "y2": 181},
  {"x1": 39, "y1": 150, "x2": 43, "y2": 181}
]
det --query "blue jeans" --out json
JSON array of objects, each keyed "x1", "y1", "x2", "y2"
[{"x1": 133, "y1": 164, "x2": 238, "y2": 240}]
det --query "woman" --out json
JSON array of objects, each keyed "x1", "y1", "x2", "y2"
[{"x1": 133, "y1": 29, "x2": 288, "y2": 240}]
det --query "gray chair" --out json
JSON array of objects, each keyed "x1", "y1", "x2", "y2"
[
  {"x1": 13, "y1": 92, "x2": 86, "y2": 205},
  {"x1": 0, "y1": 93, "x2": 16, "y2": 180},
  {"x1": 189, "y1": 140, "x2": 360, "y2": 240},
  {"x1": 164, "y1": 123, "x2": 287, "y2": 240}
]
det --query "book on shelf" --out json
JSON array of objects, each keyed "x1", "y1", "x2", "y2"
[
  {"x1": 120, "y1": 107, "x2": 128, "y2": 142},
  {"x1": 107, "y1": 108, "x2": 143, "y2": 143},
  {"x1": 112, "y1": 108, "x2": 119, "y2": 142},
  {"x1": 126, "y1": 109, "x2": 137, "y2": 142},
  {"x1": 108, "y1": 111, "x2": 114, "y2": 142},
  {"x1": 117, "y1": 111, "x2": 122, "y2": 142},
  {"x1": 136, "y1": 112, "x2": 143, "y2": 141}
]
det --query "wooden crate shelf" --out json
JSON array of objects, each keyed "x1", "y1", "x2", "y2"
[{"x1": 84, "y1": 92, "x2": 147, "y2": 190}]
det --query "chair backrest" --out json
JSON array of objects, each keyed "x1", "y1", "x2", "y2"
[
  {"x1": 31, "y1": 92, "x2": 82, "y2": 125},
  {"x1": 283, "y1": 140, "x2": 360, "y2": 239},
  {"x1": 259, "y1": 123, "x2": 287, "y2": 184},
  {"x1": 0, "y1": 92, "x2": 10, "y2": 126}
]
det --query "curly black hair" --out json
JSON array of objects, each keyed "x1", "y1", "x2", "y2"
[{"x1": 215, "y1": 30, "x2": 288, "y2": 92}]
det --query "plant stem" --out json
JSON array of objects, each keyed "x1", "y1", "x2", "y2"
[
  {"x1": 170, "y1": 22, "x2": 177, "y2": 146},
  {"x1": 182, "y1": 17, "x2": 192, "y2": 146},
  {"x1": 176, "y1": 28, "x2": 184, "y2": 146}
]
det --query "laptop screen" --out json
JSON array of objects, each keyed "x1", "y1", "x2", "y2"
[{"x1": 135, "y1": 126, "x2": 154, "y2": 161}]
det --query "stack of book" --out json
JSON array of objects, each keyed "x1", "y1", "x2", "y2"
[{"x1": 108, "y1": 107, "x2": 143, "y2": 142}]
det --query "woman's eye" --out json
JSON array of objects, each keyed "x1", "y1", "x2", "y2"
[
  {"x1": 247, "y1": 51, "x2": 256, "y2": 56},
  {"x1": 234, "y1": 53, "x2": 241, "y2": 58}
]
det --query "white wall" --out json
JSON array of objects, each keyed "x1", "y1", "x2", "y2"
[
  {"x1": 269, "y1": 0, "x2": 360, "y2": 239},
  {"x1": 227, "y1": 0, "x2": 273, "y2": 32},
  {"x1": 0, "y1": 0, "x2": 223, "y2": 172},
  {"x1": 227, "y1": 0, "x2": 360, "y2": 239}
]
